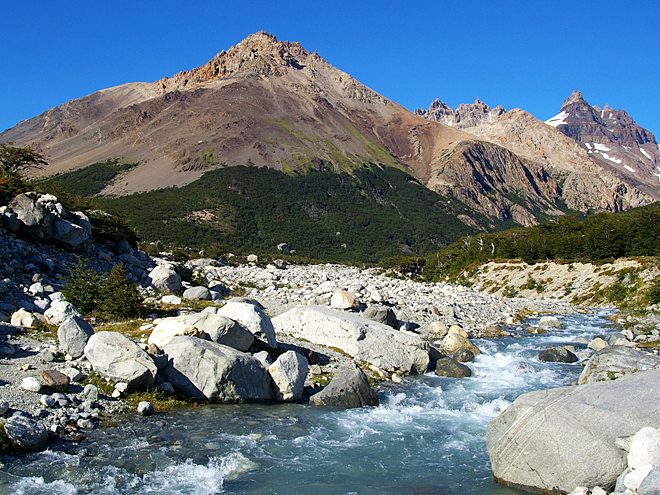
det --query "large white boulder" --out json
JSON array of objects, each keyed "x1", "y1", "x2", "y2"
[
  {"x1": 185, "y1": 312, "x2": 254, "y2": 351},
  {"x1": 84, "y1": 331, "x2": 157, "y2": 389},
  {"x1": 217, "y1": 302, "x2": 277, "y2": 348},
  {"x1": 162, "y1": 336, "x2": 273, "y2": 402},
  {"x1": 147, "y1": 265, "x2": 182, "y2": 294},
  {"x1": 268, "y1": 351, "x2": 308, "y2": 402},
  {"x1": 272, "y1": 306, "x2": 429, "y2": 374},
  {"x1": 10, "y1": 309, "x2": 39, "y2": 328},
  {"x1": 487, "y1": 369, "x2": 660, "y2": 494},
  {"x1": 147, "y1": 317, "x2": 206, "y2": 349}
]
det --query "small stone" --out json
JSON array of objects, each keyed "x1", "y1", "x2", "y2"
[
  {"x1": 83, "y1": 384, "x2": 99, "y2": 400},
  {"x1": 77, "y1": 418, "x2": 95, "y2": 430},
  {"x1": 161, "y1": 295, "x2": 182, "y2": 305},
  {"x1": 591, "y1": 487, "x2": 607, "y2": 495},
  {"x1": 40, "y1": 395, "x2": 56, "y2": 407},
  {"x1": 391, "y1": 373, "x2": 403, "y2": 383},
  {"x1": 114, "y1": 382, "x2": 129, "y2": 393},
  {"x1": 39, "y1": 349, "x2": 57, "y2": 363},
  {"x1": 61, "y1": 368, "x2": 84, "y2": 383},
  {"x1": 309, "y1": 364, "x2": 323, "y2": 375},
  {"x1": 39, "y1": 370, "x2": 70, "y2": 393},
  {"x1": 111, "y1": 389, "x2": 121, "y2": 398},
  {"x1": 0, "y1": 401, "x2": 9, "y2": 416},
  {"x1": 21, "y1": 377, "x2": 43, "y2": 392},
  {"x1": 137, "y1": 401, "x2": 155, "y2": 416}
]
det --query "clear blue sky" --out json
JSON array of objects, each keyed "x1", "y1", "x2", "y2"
[{"x1": 2, "y1": 0, "x2": 659, "y2": 137}]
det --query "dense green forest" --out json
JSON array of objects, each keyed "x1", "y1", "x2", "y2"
[
  {"x1": 423, "y1": 205, "x2": 660, "y2": 279},
  {"x1": 37, "y1": 158, "x2": 138, "y2": 197},
  {"x1": 40, "y1": 161, "x2": 484, "y2": 263}
]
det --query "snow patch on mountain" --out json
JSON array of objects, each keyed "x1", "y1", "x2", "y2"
[
  {"x1": 545, "y1": 111, "x2": 569, "y2": 127},
  {"x1": 640, "y1": 148, "x2": 652, "y2": 160}
]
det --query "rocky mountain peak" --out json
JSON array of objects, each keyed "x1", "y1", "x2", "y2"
[
  {"x1": 415, "y1": 98, "x2": 505, "y2": 129},
  {"x1": 562, "y1": 90, "x2": 585, "y2": 107},
  {"x1": 156, "y1": 31, "x2": 312, "y2": 94}
]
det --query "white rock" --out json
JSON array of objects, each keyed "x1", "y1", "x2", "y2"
[
  {"x1": 538, "y1": 316, "x2": 564, "y2": 329},
  {"x1": 21, "y1": 377, "x2": 42, "y2": 392},
  {"x1": 44, "y1": 300, "x2": 82, "y2": 326},
  {"x1": 10, "y1": 308, "x2": 39, "y2": 328},
  {"x1": 629, "y1": 427, "x2": 660, "y2": 470},
  {"x1": 217, "y1": 302, "x2": 277, "y2": 348},
  {"x1": 330, "y1": 291, "x2": 360, "y2": 310},
  {"x1": 161, "y1": 294, "x2": 182, "y2": 305},
  {"x1": 268, "y1": 351, "x2": 308, "y2": 402},
  {"x1": 625, "y1": 464, "x2": 653, "y2": 491},
  {"x1": 148, "y1": 317, "x2": 204, "y2": 348},
  {"x1": 148, "y1": 265, "x2": 182, "y2": 294}
]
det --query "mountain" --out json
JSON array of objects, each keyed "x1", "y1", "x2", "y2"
[
  {"x1": 417, "y1": 94, "x2": 660, "y2": 214},
  {"x1": 545, "y1": 91, "x2": 660, "y2": 192},
  {"x1": 4, "y1": 32, "x2": 655, "y2": 246}
]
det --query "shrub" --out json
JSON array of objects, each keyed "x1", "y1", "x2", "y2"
[
  {"x1": 61, "y1": 257, "x2": 104, "y2": 315},
  {"x1": 99, "y1": 264, "x2": 144, "y2": 319}
]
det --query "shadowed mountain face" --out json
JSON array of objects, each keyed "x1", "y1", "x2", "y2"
[{"x1": 2, "y1": 33, "x2": 656, "y2": 233}]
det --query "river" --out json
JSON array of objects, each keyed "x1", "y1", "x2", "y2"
[{"x1": 0, "y1": 311, "x2": 613, "y2": 495}]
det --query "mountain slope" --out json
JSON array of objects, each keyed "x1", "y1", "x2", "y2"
[{"x1": 2, "y1": 32, "x2": 621, "y2": 232}]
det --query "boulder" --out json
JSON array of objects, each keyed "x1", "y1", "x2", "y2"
[
  {"x1": 7, "y1": 193, "x2": 53, "y2": 242},
  {"x1": 161, "y1": 295, "x2": 182, "y2": 305},
  {"x1": 21, "y1": 377, "x2": 42, "y2": 392},
  {"x1": 44, "y1": 300, "x2": 82, "y2": 326},
  {"x1": 84, "y1": 331, "x2": 157, "y2": 389},
  {"x1": 538, "y1": 316, "x2": 564, "y2": 329},
  {"x1": 3, "y1": 415, "x2": 49, "y2": 451},
  {"x1": 309, "y1": 361, "x2": 379, "y2": 408},
  {"x1": 217, "y1": 302, "x2": 277, "y2": 348},
  {"x1": 272, "y1": 306, "x2": 429, "y2": 374},
  {"x1": 10, "y1": 308, "x2": 39, "y2": 328},
  {"x1": 362, "y1": 305, "x2": 397, "y2": 328},
  {"x1": 268, "y1": 350, "x2": 308, "y2": 402},
  {"x1": 147, "y1": 265, "x2": 182, "y2": 294},
  {"x1": 39, "y1": 370, "x2": 70, "y2": 393},
  {"x1": 453, "y1": 349, "x2": 475, "y2": 363},
  {"x1": 439, "y1": 333, "x2": 481, "y2": 357},
  {"x1": 578, "y1": 346, "x2": 660, "y2": 385},
  {"x1": 487, "y1": 369, "x2": 660, "y2": 494},
  {"x1": 538, "y1": 346, "x2": 579, "y2": 363},
  {"x1": 639, "y1": 469, "x2": 660, "y2": 495},
  {"x1": 609, "y1": 332, "x2": 634, "y2": 347},
  {"x1": 162, "y1": 336, "x2": 273, "y2": 402},
  {"x1": 51, "y1": 218, "x2": 91, "y2": 251},
  {"x1": 137, "y1": 401, "x2": 155, "y2": 417},
  {"x1": 58, "y1": 315, "x2": 94, "y2": 358},
  {"x1": 330, "y1": 291, "x2": 360, "y2": 310},
  {"x1": 182, "y1": 286, "x2": 211, "y2": 301},
  {"x1": 448, "y1": 325, "x2": 469, "y2": 338},
  {"x1": 185, "y1": 313, "x2": 254, "y2": 351},
  {"x1": 588, "y1": 337, "x2": 609, "y2": 352},
  {"x1": 147, "y1": 317, "x2": 206, "y2": 348},
  {"x1": 434, "y1": 357, "x2": 472, "y2": 378},
  {"x1": 427, "y1": 321, "x2": 449, "y2": 338}
]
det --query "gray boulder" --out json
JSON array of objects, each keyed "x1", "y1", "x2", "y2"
[
  {"x1": 439, "y1": 333, "x2": 481, "y2": 357},
  {"x1": 3, "y1": 415, "x2": 49, "y2": 451},
  {"x1": 538, "y1": 346, "x2": 579, "y2": 363},
  {"x1": 268, "y1": 350, "x2": 308, "y2": 402},
  {"x1": 183, "y1": 286, "x2": 211, "y2": 301},
  {"x1": 162, "y1": 336, "x2": 273, "y2": 402},
  {"x1": 309, "y1": 361, "x2": 379, "y2": 408},
  {"x1": 362, "y1": 305, "x2": 397, "y2": 328},
  {"x1": 578, "y1": 346, "x2": 660, "y2": 385},
  {"x1": 7, "y1": 193, "x2": 53, "y2": 242},
  {"x1": 84, "y1": 331, "x2": 157, "y2": 389},
  {"x1": 1, "y1": 209, "x2": 21, "y2": 232},
  {"x1": 58, "y1": 315, "x2": 94, "y2": 358},
  {"x1": 51, "y1": 218, "x2": 91, "y2": 251},
  {"x1": 185, "y1": 312, "x2": 254, "y2": 351},
  {"x1": 487, "y1": 369, "x2": 660, "y2": 494},
  {"x1": 147, "y1": 265, "x2": 182, "y2": 294},
  {"x1": 217, "y1": 302, "x2": 277, "y2": 348},
  {"x1": 272, "y1": 306, "x2": 429, "y2": 374},
  {"x1": 538, "y1": 316, "x2": 564, "y2": 329},
  {"x1": 435, "y1": 357, "x2": 472, "y2": 378}
]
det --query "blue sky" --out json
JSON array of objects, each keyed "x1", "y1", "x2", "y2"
[{"x1": 2, "y1": 0, "x2": 659, "y2": 136}]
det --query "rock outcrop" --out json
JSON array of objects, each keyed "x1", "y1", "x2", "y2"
[
  {"x1": 309, "y1": 361, "x2": 379, "y2": 408},
  {"x1": 487, "y1": 369, "x2": 660, "y2": 493}
]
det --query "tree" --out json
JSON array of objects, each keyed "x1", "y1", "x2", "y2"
[{"x1": 0, "y1": 142, "x2": 47, "y2": 197}]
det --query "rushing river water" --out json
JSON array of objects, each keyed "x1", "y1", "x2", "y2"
[{"x1": 0, "y1": 311, "x2": 615, "y2": 495}]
